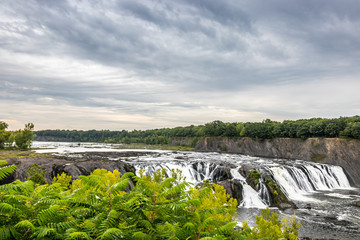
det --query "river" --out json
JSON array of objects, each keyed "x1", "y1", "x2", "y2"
[{"x1": 32, "y1": 141, "x2": 360, "y2": 239}]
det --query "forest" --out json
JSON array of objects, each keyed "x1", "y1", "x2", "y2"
[{"x1": 34, "y1": 116, "x2": 360, "y2": 145}]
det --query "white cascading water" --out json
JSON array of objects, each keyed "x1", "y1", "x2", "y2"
[
  {"x1": 230, "y1": 168, "x2": 267, "y2": 209},
  {"x1": 269, "y1": 164, "x2": 352, "y2": 202},
  {"x1": 133, "y1": 161, "x2": 219, "y2": 186},
  {"x1": 258, "y1": 179, "x2": 271, "y2": 206}
]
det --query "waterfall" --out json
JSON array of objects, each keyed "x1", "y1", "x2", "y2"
[
  {"x1": 230, "y1": 168, "x2": 267, "y2": 209},
  {"x1": 133, "y1": 161, "x2": 220, "y2": 185},
  {"x1": 269, "y1": 164, "x2": 352, "y2": 201},
  {"x1": 258, "y1": 180, "x2": 271, "y2": 206}
]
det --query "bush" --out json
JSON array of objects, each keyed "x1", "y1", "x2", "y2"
[
  {"x1": 26, "y1": 164, "x2": 47, "y2": 185},
  {"x1": 0, "y1": 168, "x2": 301, "y2": 239}
]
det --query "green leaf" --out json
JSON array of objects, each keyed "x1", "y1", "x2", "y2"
[
  {"x1": 0, "y1": 202, "x2": 17, "y2": 214},
  {"x1": 0, "y1": 164, "x2": 17, "y2": 181},
  {"x1": 98, "y1": 228, "x2": 123, "y2": 240},
  {"x1": 67, "y1": 231, "x2": 92, "y2": 240}
]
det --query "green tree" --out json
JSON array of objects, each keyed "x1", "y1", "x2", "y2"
[
  {"x1": 26, "y1": 164, "x2": 47, "y2": 185},
  {"x1": 15, "y1": 123, "x2": 34, "y2": 150},
  {"x1": 0, "y1": 122, "x2": 9, "y2": 149}
]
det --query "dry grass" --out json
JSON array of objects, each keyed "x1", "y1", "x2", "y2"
[{"x1": 0, "y1": 150, "x2": 50, "y2": 161}]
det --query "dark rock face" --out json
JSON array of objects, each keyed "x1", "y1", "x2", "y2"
[
  {"x1": 217, "y1": 179, "x2": 243, "y2": 204},
  {"x1": 193, "y1": 137, "x2": 360, "y2": 187},
  {"x1": 212, "y1": 166, "x2": 232, "y2": 182},
  {"x1": 5, "y1": 153, "x2": 136, "y2": 184}
]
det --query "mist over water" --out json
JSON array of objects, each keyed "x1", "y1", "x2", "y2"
[{"x1": 32, "y1": 141, "x2": 360, "y2": 239}]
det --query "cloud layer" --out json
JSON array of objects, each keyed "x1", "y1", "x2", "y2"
[{"x1": 1, "y1": 0, "x2": 360, "y2": 130}]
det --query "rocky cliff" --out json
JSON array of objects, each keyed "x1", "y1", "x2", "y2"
[{"x1": 187, "y1": 137, "x2": 360, "y2": 187}]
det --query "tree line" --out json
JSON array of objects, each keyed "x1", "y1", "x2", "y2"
[
  {"x1": 34, "y1": 116, "x2": 360, "y2": 145},
  {"x1": 0, "y1": 122, "x2": 34, "y2": 150}
]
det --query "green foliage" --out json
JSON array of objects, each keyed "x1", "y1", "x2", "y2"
[
  {"x1": 311, "y1": 154, "x2": 327, "y2": 162},
  {"x1": 264, "y1": 179, "x2": 290, "y2": 206},
  {"x1": 249, "y1": 170, "x2": 261, "y2": 180},
  {"x1": 249, "y1": 170, "x2": 261, "y2": 186},
  {"x1": 0, "y1": 121, "x2": 35, "y2": 150},
  {"x1": 242, "y1": 208, "x2": 301, "y2": 240},
  {"x1": 0, "y1": 160, "x2": 17, "y2": 181},
  {"x1": 53, "y1": 172, "x2": 72, "y2": 189},
  {"x1": 15, "y1": 123, "x2": 34, "y2": 150},
  {"x1": 26, "y1": 164, "x2": 47, "y2": 185},
  {"x1": 34, "y1": 116, "x2": 360, "y2": 144},
  {"x1": 0, "y1": 167, "x2": 301, "y2": 239}
]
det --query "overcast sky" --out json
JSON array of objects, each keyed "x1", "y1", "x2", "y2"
[{"x1": 1, "y1": 0, "x2": 360, "y2": 130}]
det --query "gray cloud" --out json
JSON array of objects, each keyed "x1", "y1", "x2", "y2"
[{"x1": 1, "y1": 0, "x2": 360, "y2": 130}]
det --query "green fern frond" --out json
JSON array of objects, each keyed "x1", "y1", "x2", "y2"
[
  {"x1": 66, "y1": 231, "x2": 92, "y2": 240},
  {"x1": 0, "y1": 160, "x2": 8, "y2": 166},
  {"x1": 14, "y1": 219, "x2": 35, "y2": 231},
  {"x1": 99, "y1": 210, "x2": 118, "y2": 234},
  {"x1": 199, "y1": 236, "x2": 223, "y2": 240},
  {"x1": 183, "y1": 222, "x2": 195, "y2": 231},
  {"x1": 37, "y1": 197, "x2": 67, "y2": 206},
  {"x1": 32, "y1": 226, "x2": 56, "y2": 239},
  {"x1": 0, "y1": 226, "x2": 12, "y2": 240},
  {"x1": 97, "y1": 228, "x2": 123, "y2": 240},
  {"x1": 107, "y1": 178, "x2": 131, "y2": 196},
  {"x1": 215, "y1": 222, "x2": 237, "y2": 236},
  {"x1": 37, "y1": 204, "x2": 61, "y2": 225},
  {"x1": 79, "y1": 175, "x2": 106, "y2": 192},
  {"x1": 68, "y1": 206, "x2": 94, "y2": 218},
  {"x1": 120, "y1": 171, "x2": 134, "y2": 180},
  {"x1": 81, "y1": 220, "x2": 98, "y2": 237},
  {"x1": 0, "y1": 164, "x2": 17, "y2": 181},
  {"x1": 0, "y1": 202, "x2": 18, "y2": 215},
  {"x1": 0, "y1": 180, "x2": 34, "y2": 193},
  {"x1": 48, "y1": 219, "x2": 79, "y2": 231},
  {"x1": 132, "y1": 231, "x2": 152, "y2": 240},
  {"x1": 14, "y1": 219, "x2": 35, "y2": 238},
  {"x1": 137, "y1": 220, "x2": 154, "y2": 233}
]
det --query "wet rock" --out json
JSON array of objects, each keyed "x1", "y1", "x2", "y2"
[
  {"x1": 239, "y1": 164, "x2": 253, "y2": 178},
  {"x1": 4, "y1": 152, "x2": 136, "y2": 184},
  {"x1": 278, "y1": 203, "x2": 293, "y2": 210},
  {"x1": 212, "y1": 166, "x2": 232, "y2": 182},
  {"x1": 216, "y1": 179, "x2": 243, "y2": 205}
]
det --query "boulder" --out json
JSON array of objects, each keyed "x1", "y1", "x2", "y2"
[{"x1": 216, "y1": 179, "x2": 243, "y2": 205}]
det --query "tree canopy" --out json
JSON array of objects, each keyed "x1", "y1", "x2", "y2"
[
  {"x1": 0, "y1": 122, "x2": 34, "y2": 150},
  {"x1": 34, "y1": 116, "x2": 360, "y2": 145}
]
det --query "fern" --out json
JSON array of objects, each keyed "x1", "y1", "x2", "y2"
[
  {"x1": 0, "y1": 202, "x2": 18, "y2": 214},
  {"x1": 99, "y1": 210, "x2": 119, "y2": 234},
  {"x1": 0, "y1": 180, "x2": 34, "y2": 193},
  {"x1": 0, "y1": 163, "x2": 17, "y2": 181},
  {"x1": 36, "y1": 204, "x2": 61, "y2": 225},
  {"x1": 132, "y1": 231, "x2": 152, "y2": 240},
  {"x1": 183, "y1": 222, "x2": 195, "y2": 231},
  {"x1": 48, "y1": 219, "x2": 80, "y2": 232},
  {"x1": 0, "y1": 226, "x2": 12, "y2": 240},
  {"x1": 97, "y1": 228, "x2": 123, "y2": 240},
  {"x1": 14, "y1": 220, "x2": 35, "y2": 239},
  {"x1": 66, "y1": 231, "x2": 92, "y2": 240},
  {"x1": 215, "y1": 221, "x2": 237, "y2": 236},
  {"x1": 32, "y1": 226, "x2": 56, "y2": 239}
]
